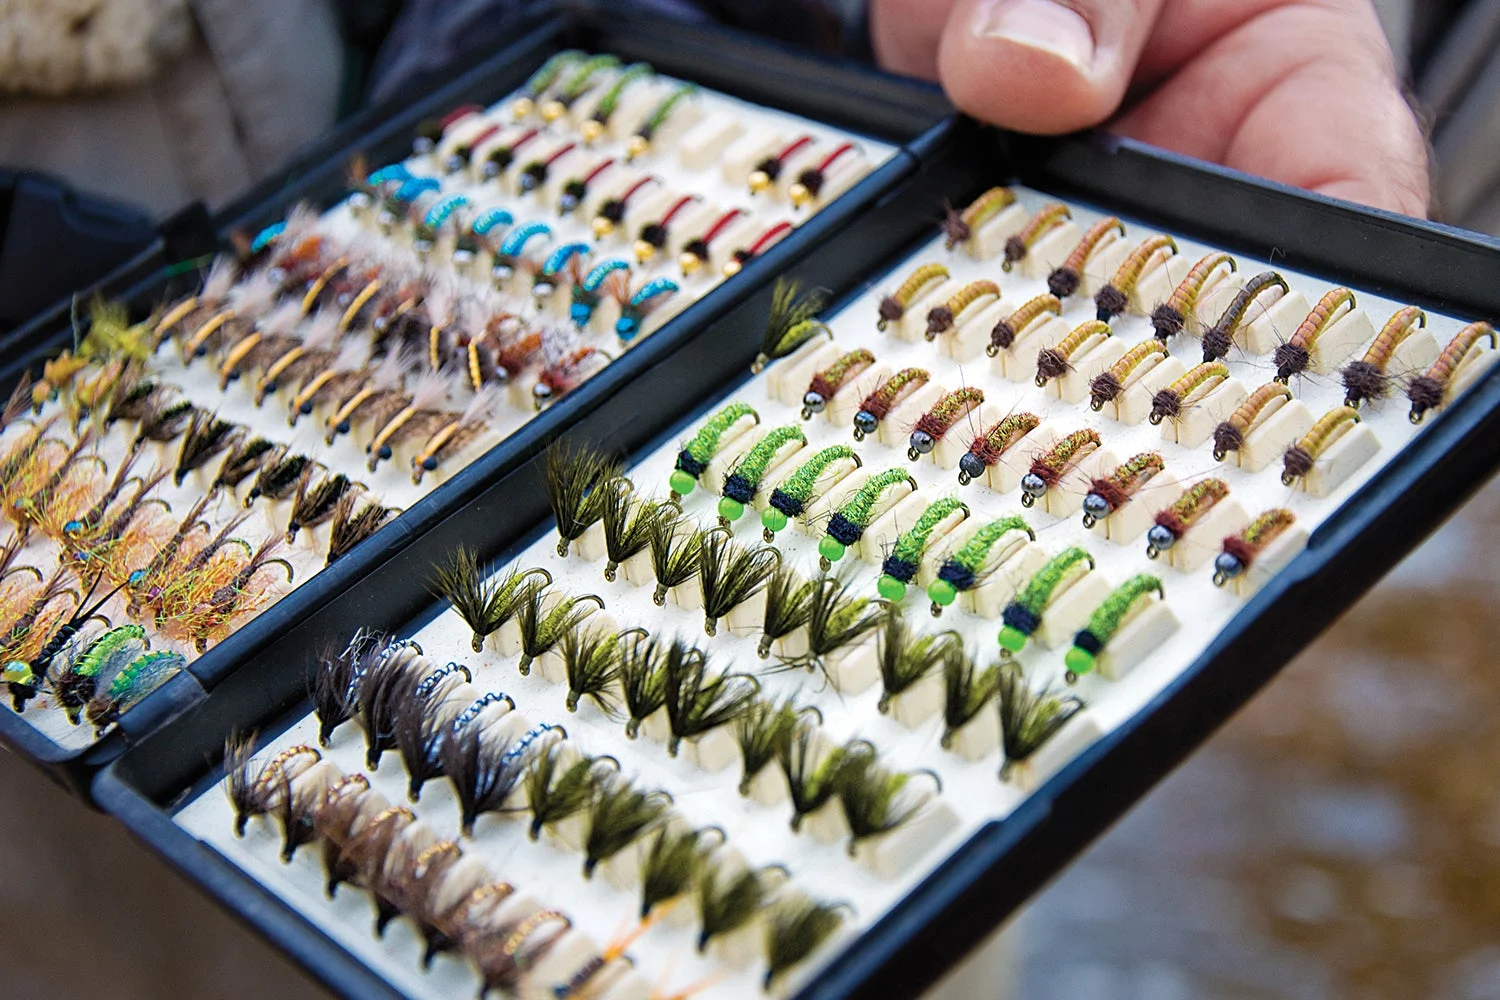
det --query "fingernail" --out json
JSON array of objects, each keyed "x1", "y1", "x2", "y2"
[{"x1": 976, "y1": 0, "x2": 1095, "y2": 71}]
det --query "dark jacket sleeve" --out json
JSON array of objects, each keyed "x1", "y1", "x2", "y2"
[{"x1": 369, "y1": 0, "x2": 870, "y2": 105}]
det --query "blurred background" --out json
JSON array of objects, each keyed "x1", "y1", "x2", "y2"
[{"x1": 2, "y1": 1, "x2": 1499, "y2": 997}]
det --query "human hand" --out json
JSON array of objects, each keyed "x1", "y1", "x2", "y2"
[{"x1": 870, "y1": 0, "x2": 1429, "y2": 217}]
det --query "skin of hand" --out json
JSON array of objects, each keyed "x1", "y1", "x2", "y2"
[{"x1": 870, "y1": 0, "x2": 1430, "y2": 218}]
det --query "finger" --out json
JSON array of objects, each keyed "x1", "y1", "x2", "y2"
[
  {"x1": 1112, "y1": 1, "x2": 1429, "y2": 216},
  {"x1": 871, "y1": 0, "x2": 961, "y2": 79},
  {"x1": 1129, "y1": 0, "x2": 1296, "y2": 85},
  {"x1": 936, "y1": 0, "x2": 1170, "y2": 134},
  {"x1": 1233, "y1": 60, "x2": 1428, "y2": 217}
]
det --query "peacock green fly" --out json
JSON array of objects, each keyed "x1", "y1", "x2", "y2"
[
  {"x1": 908, "y1": 387, "x2": 985, "y2": 460},
  {"x1": 1082, "y1": 452, "x2": 1164, "y2": 528},
  {"x1": 877, "y1": 496, "x2": 968, "y2": 600},
  {"x1": 852, "y1": 367, "x2": 928, "y2": 441},
  {"x1": 998, "y1": 547, "x2": 1094, "y2": 653},
  {"x1": 927, "y1": 516, "x2": 1034, "y2": 614},
  {"x1": 1214, "y1": 508, "x2": 1296, "y2": 586},
  {"x1": 670, "y1": 402, "x2": 758, "y2": 499},
  {"x1": 818, "y1": 468, "x2": 915, "y2": 569},
  {"x1": 958, "y1": 412, "x2": 1041, "y2": 486},
  {"x1": 1020, "y1": 429, "x2": 1101, "y2": 507},
  {"x1": 1065, "y1": 574, "x2": 1164, "y2": 681},
  {"x1": 717, "y1": 425, "x2": 805, "y2": 525},
  {"x1": 801, "y1": 349, "x2": 875, "y2": 420},
  {"x1": 761, "y1": 445, "x2": 859, "y2": 541},
  {"x1": 1147, "y1": 478, "x2": 1230, "y2": 558}
]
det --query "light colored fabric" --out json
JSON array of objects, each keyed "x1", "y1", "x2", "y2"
[
  {"x1": 0, "y1": 0, "x2": 192, "y2": 95},
  {"x1": 0, "y1": 0, "x2": 341, "y2": 217}
]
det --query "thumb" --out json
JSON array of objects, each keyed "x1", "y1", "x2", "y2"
[{"x1": 938, "y1": 0, "x2": 1167, "y2": 134}]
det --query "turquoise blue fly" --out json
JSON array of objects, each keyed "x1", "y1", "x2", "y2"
[{"x1": 615, "y1": 278, "x2": 679, "y2": 341}]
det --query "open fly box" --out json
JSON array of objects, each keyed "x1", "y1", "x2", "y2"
[{"x1": 90, "y1": 15, "x2": 1500, "y2": 1000}]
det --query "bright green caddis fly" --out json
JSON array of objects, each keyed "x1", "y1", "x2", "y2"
[
  {"x1": 74, "y1": 624, "x2": 147, "y2": 680},
  {"x1": 926, "y1": 516, "x2": 1033, "y2": 607},
  {"x1": 818, "y1": 468, "x2": 912, "y2": 565},
  {"x1": 950, "y1": 517, "x2": 1035, "y2": 571},
  {"x1": 774, "y1": 447, "x2": 857, "y2": 505},
  {"x1": 62, "y1": 623, "x2": 148, "y2": 723},
  {"x1": 998, "y1": 547, "x2": 1094, "y2": 653},
  {"x1": 592, "y1": 63, "x2": 653, "y2": 121},
  {"x1": 640, "y1": 83, "x2": 697, "y2": 137},
  {"x1": 833, "y1": 469, "x2": 910, "y2": 530},
  {"x1": 559, "y1": 55, "x2": 621, "y2": 101},
  {"x1": 1064, "y1": 573, "x2": 1164, "y2": 679},
  {"x1": 877, "y1": 496, "x2": 967, "y2": 600},
  {"x1": 671, "y1": 402, "x2": 758, "y2": 498},
  {"x1": 523, "y1": 50, "x2": 583, "y2": 99},
  {"x1": 718, "y1": 425, "x2": 805, "y2": 522},
  {"x1": 104, "y1": 650, "x2": 184, "y2": 714}
]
